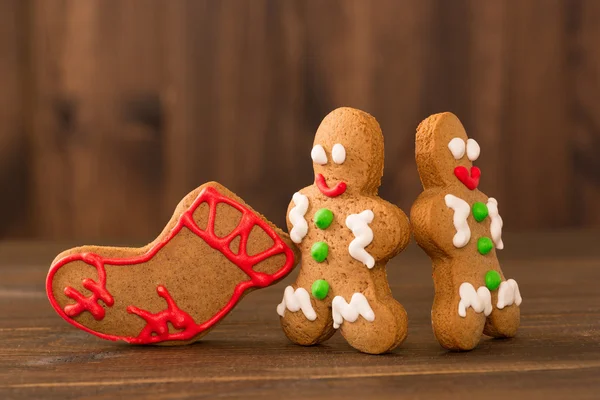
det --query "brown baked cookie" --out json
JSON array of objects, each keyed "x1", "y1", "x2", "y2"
[
  {"x1": 47, "y1": 182, "x2": 299, "y2": 345},
  {"x1": 277, "y1": 107, "x2": 411, "y2": 354},
  {"x1": 410, "y1": 112, "x2": 521, "y2": 351}
]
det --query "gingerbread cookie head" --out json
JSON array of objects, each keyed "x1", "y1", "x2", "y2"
[
  {"x1": 415, "y1": 112, "x2": 481, "y2": 191},
  {"x1": 311, "y1": 107, "x2": 384, "y2": 196}
]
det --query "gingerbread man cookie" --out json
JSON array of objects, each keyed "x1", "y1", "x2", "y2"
[
  {"x1": 47, "y1": 182, "x2": 299, "y2": 344},
  {"x1": 277, "y1": 107, "x2": 410, "y2": 354},
  {"x1": 410, "y1": 112, "x2": 521, "y2": 351}
]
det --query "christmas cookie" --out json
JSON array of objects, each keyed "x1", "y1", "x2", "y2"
[
  {"x1": 410, "y1": 112, "x2": 521, "y2": 351},
  {"x1": 277, "y1": 107, "x2": 411, "y2": 354},
  {"x1": 47, "y1": 182, "x2": 299, "y2": 344}
]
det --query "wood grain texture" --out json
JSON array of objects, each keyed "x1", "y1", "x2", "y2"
[
  {"x1": 570, "y1": 0, "x2": 600, "y2": 227},
  {"x1": 0, "y1": 0, "x2": 29, "y2": 238},
  {"x1": 28, "y1": 0, "x2": 165, "y2": 240},
  {"x1": 502, "y1": 0, "x2": 571, "y2": 229},
  {"x1": 0, "y1": 231, "x2": 599, "y2": 399},
  {"x1": 1, "y1": 0, "x2": 599, "y2": 240}
]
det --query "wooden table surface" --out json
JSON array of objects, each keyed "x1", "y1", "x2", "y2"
[{"x1": 1, "y1": 231, "x2": 599, "y2": 399}]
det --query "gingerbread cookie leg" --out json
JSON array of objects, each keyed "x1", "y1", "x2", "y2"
[
  {"x1": 432, "y1": 279, "x2": 489, "y2": 351},
  {"x1": 277, "y1": 281, "x2": 336, "y2": 346},
  {"x1": 484, "y1": 279, "x2": 521, "y2": 338},
  {"x1": 336, "y1": 285, "x2": 408, "y2": 355}
]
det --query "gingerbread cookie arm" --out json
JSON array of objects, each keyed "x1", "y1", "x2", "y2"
[
  {"x1": 411, "y1": 189, "x2": 456, "y2": 257},
  {"x1": 363, "y1": 199, "x2": 411, "y2": 263}
]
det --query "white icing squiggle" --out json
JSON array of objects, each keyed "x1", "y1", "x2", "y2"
[
  {"x1": 487, "y1": 197, "x2": 504, "y2": 250},
  {"x1": 345, "y1": 210, "x2": 375, "y2": 268},
  {"x1": 448, "y1": 138, "x2": 466, "y2": 159},
  {"x1": 466, "y1": 138, "x2": 480, "y2": 161},
  {"x1": 276, "y1": 286, "x2": 317, "y2": 321},
  {"x1": 445, "y1": 194, "x2": 471, "y2": 248},
  {"x1": 331, "y1": 293, "x2": 375, "y2": 329},
  {"x1": 497, "y1": 279, "x2": 522, "y2": 309},
  {"x1": 332, "y1": 143, "x2": 346, "y2": 164},
  {"x1": 311, "y1": 144, "x2": 327, "y2": 164},
  {"x1": 288, "y1": 193, "x2": 309, "y2": 244},
  {"x1": 458, "y1": 282, "x2": 492, "y2": 317}
]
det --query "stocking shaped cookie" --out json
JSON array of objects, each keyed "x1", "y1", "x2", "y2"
[
  {"x1": 277, "y1": 107, "x2": 410, "y2": 354},
  {"x1": 47, "y1": 182, "x2": 298, "y2": 344},
  {"x1": 411, "y1": 112, "x2": 521, "y2": 351}
]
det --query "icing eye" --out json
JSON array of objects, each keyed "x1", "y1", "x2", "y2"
[
  {"x1": 466, "y1": 139, "x2": 480, "y2": 161},
  {"x1": 448, "y1": 138, "x2": 466, "y2": 159},
  {"x1": 311, "y1": 144, "x2": 327, "y2": 165},
  {"x1": 332, "y1": 143, "x2": 346, "y2": 164}
]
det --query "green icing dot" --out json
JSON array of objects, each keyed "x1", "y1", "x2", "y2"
[
  {"x1": 485, "y1": 270, "x2": 502, "y2": 291},
  {"x1": 314, "y1": 208, "x2": 334, "y2": 230},
  {"x1": 311, "y1": 279, "x2": 330, "y2": 300},
  {"x1": 472, "y1": 202, "x2": 489, "y2": 222},
  {"x1": 311, "y1": 241, "x2": 329, "y2": 262},
  {"x1": 477, "y1": 237, "x2": 494, "y2": 255}
]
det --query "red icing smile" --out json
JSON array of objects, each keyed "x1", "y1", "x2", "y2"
[
  {"x1": 454, "y1": 166, "x2": 481, "y2": 190},
  {"x1": 315, "y1": 173, "x2": 347, "y2": 197}
]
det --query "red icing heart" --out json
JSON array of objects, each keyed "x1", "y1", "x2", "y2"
[{"x1": 454, "y1": 166, "x2": 481, "y2": 190}]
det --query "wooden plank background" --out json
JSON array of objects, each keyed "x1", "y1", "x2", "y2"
[{"x1": 0, "y1": 0, "x2": 599, "y2": 240}]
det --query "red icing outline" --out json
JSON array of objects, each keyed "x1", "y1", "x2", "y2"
[
  {"x1": 454, "y1": 166, "x2": 481, "y2": 190},
  {"x1": 315, "y1": 173, "x2": 347, "y2": 197},
  {"x1": 46, "y1": 186, "x2": 295, "y2": 344}
]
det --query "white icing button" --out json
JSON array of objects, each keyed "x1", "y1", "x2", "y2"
[
  {"x1": 311, "y1": 144, "x2": 327, "y2": 165},
  {"x1": 466, "y1": 138, "x2": 480, "y2": 161},
  {"x1": 332, "y1": 143, "x2": 346, "y2": 164},
  {"x1": 448, "y1": 138, "x2": 466, "y2": 160}
]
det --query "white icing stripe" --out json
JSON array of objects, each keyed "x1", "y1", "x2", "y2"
[
  {"x1": 332, "y1": 293, "x2": 375, "y2": 329},
  {"x1": 458, "y1": 282, "x2": 492, "y2": 317},
  {"x1": 311, "y1": 144, "x2": 327, "y2": 165},
  {"x1": 345, "y1": 210, "x2": 375, "y2": 268},
  {"x1": 497, "y1": 279, "x2": 522, "y2": 309},
  {"x1": 332, "y1": 143, "x2": 346, "y2": 164},
  {"x1": 276, "y1": 286, "x2": 317, "y2": 321},
  {"x1": 289, "y1": 193, "x2": 309, "y2": 244},
  {"x1": 445, "y1": 194, "x2": 471, "y2": 248},
  {"x1": 487, "y1": 197, "x2": 504, "y2": 250},
  {"x1": 448, "y1": 138, "x2": 466, "y2": 159},
  {"x1": 466, "y1": 138, "x2": 480, "y2": 161}
]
